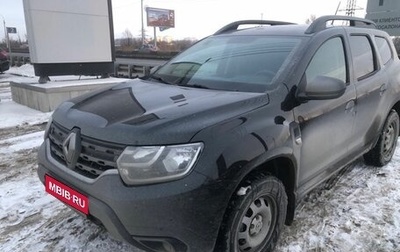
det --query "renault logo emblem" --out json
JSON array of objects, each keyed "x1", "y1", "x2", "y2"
[{"x1": 62, "y1": 128, "x2": 81, "y2": 169}]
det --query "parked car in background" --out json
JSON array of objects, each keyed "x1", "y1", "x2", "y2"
[
  {"x1": 0, "y1": 48, "x2": 10, "y2": 73},
  {"x1": 38, "y1": 15, "x2": 400, "y2": 252},
  {"x1": 138, "y1": 43, "x2": 158, "y2": 53}
]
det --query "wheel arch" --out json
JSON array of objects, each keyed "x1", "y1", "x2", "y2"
[
  {"x1": 214, "y1": 155, "x2": 297, "y2": 251},
  {"x1": 391, "y1": 101, "x2": 400, "y2": 136},
  {"x1": 220, "y1": 155, "x2": 297, "y2": 228},
  {"x1": 242, "y1": 156, "x2": 297, "y2": 225}
]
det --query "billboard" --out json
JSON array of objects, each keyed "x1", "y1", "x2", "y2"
[
  {"x1": 366, "y1": 0, "x2": 400, "y2": 36},
  {"x1": 146, "y1": 7, "x2": 175, "y2": 28},
  {"x1": 6, "y1": 27, "x2": 17, "y2": 34}
]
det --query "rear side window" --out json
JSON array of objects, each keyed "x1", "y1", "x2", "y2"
[
  {"x1": 349, "y1": 35, "x2": 376, "y2": 80},
  {"x1": 305, "y1": 37, "x2": 347, "y2": 83},
  {"x1": 375, "y1": 37, "x2": 392, "y2": 65}
]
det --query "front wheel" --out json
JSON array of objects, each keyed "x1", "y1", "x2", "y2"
[
  {"x1": 364, "y1": 110, "x2": 399, "y2": 167},
  {"x1": 217, "y1": 175, "x2": 287, "y2": 252}
]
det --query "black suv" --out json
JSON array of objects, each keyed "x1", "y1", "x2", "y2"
[{"x1": 38, "y1": 16, "x2": 400, "y2": 252}]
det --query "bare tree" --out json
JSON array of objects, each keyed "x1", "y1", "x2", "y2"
[
  {"x1": 121, "y1": 29, "x2": 133, "y2": 46},
  {"x1": 305, "y1": 14, "x2": 317, "y2": 24},
  {"x1": 392, "y1": 37, "x2": 400, "y2": 56}
]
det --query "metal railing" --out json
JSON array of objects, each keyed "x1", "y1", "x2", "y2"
[
  {"x1": 113, "y1": 64, "x2": 153, "y2": 78},
  {"x1": 7, "y1": 51, "x2": 169, "y2": 79}
]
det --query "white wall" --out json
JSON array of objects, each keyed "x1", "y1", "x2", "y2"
[{"x1": 23, "y1": 0, "x2": 113, "y2": 63}]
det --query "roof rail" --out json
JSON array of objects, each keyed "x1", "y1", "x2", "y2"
[
  {"x1": 305, "y1": 15, "x2": 376, "y2": 34},
  {"x1": 214, "y1": 20, "x2": 295, "y2": 35}
]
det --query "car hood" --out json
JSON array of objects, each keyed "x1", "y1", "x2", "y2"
[{"x1": 52, "y1": 79, "x2": 269, "y2": 145}]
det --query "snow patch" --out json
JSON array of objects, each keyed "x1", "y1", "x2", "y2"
[
  {"x1": 0, "y1": 131, "x2": 44, "y2": 153},
  {"x1": 1, "y1": 66, "x2": 400, "y2": 252},
  {"x1": 6, "y1": 64, "x2": 36, "y2": 77}
]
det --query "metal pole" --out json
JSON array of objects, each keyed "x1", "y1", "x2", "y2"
[
  {"x1": 6, "y1": 28, "x2": 12, "y2": 66},
  {"x1": 141, "y1": 0, "x2": 145, "y2": 45},
  {"x1": 153, "y1": 26, "x2": 157, "y2": 48},
  {"x1": 0, "y1": 14, "x2": 6, "y2": 47},
  {"x1": 335, "y1": 1, "x2": 341, "y2": 15},
  {"x1": 0, "y1": 14, "x2": 12, "y2": 66},
  {"x1": 3, "y1": 20, "x2": 7, "y2": 48}
]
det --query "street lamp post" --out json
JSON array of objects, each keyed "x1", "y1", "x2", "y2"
[
  {"x1": 0, "y1": 13, "x2": 12, "y2": 66},
  {"x1": 141, "y1": 0, "x2": 145, "y2": 45},
  {"x1": 0, "y1": 14, "x2": 7, "y2": 48}
]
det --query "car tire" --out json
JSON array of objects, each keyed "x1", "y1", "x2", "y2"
[
  {"x1": 364, "y1": 110, "x2": 399, "y2": 167},
  {"x1": 217, "y1": 174, "x2": 287, "y2": 252}
]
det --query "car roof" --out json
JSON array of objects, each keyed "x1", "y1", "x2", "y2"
[
  {"x1": 215, "y1": 24, "x2": 309, "y2": 37},
  {"x1": 213, "y1": 15, "x2": 378, "y2": 38}
]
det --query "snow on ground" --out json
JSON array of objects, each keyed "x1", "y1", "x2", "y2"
[
  {"x1": 6, "y1": 64, "x2": 36, "y2": 78},
  {"x1": 276, "y1": 158, "x2": 400, "y2": 251},
  {"x1": 1, "y1": 65, "x2": 400, "y2": 252},
  {"x1": 0, "y1": 64, "x2": 36, "y2": 84},
  {"x1": 0, "y1": 64, "x2": 109, "y2": 85}
]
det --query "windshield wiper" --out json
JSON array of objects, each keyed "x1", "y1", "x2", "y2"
[
  {"x1": 179, "y1": 84, "x2": 210, "y2": 89},
  {"x1": 171, "y1": 61, "x2": 201, "y2": 66},
  {"x1": 149, "y1": 75, "x2": 170, "y2": 84},
  {"x1": 191, "y1": 84, "x2": 209, "y2": 89}
]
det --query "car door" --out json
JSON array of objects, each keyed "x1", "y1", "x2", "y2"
[
  {"x1": 346, "y1": 34, "x2": 392, "y2": 153},
  {"x1": 294, "y1": 36, "x2": 357, "y2": 191}
]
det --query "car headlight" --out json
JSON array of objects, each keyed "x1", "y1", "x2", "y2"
[{"x1": 116, "y1": 143, "x2": 203, "y2": 185}]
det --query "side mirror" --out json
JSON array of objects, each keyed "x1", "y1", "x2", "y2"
[{"x1": 297, "y1": 75, "x2": 346, "y2": 101}]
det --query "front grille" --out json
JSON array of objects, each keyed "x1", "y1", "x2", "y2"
[{"x1": 48, "y1": 122, "x2": 125, "y2": 178}]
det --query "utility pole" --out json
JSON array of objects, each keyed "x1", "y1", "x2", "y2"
[
  {"x1": 153, "y1": 27, "x2": 157, "y2": 48},
  {"x1": 345, "y1": 0, "x2": 356, "y2": 16},
  {"x1": 339, "y1": 0, "x2": 362, "y2": 17},
  {"x1": 0, "y1": 14, "x2": 6, "y2": 48},
  {"x1": 1, "y1": 14, "x2": 12, "y2": 66},
  {"x1": 141, "y1": 0, "x2": 145, "y2": 45}
]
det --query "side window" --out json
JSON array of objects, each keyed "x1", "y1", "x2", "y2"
[
  {"x1": 375, "y1": 36, "x2": 393, "y2": 65},
  {"x1": 305, "y1": 37, "x2": 347, "y2": 83},
  {"x1": 349, "y1": 35, "x2": 376, "y2": 80}
]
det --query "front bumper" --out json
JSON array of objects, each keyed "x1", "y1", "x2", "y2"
[{"x1": 37, "y1": 139, "x2": 228, "y2": 252}]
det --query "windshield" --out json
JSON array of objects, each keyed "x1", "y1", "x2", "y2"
[{"x1": 151, "y1": 35, "x2": 300, "y2": 92}]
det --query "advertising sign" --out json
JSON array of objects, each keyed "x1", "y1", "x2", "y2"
[
  {"x1": 146, "y1": 7, "x2": 175, "y2": 28},
  {"x1": 6, "y1": 27, "x2": 17, "y2": 34},
  {"x1": 366, "y1": 0, "x2": 400, "y2": 36}
]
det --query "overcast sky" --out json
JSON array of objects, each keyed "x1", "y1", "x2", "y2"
[{"x1": 0, "y1": 0, "x2": 368, "y2": 42}]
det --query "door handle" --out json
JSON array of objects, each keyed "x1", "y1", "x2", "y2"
[
  {"x1": 293, "y1": 124, "x2": 302, "y2": 145},
  {"x1": 345, "y1": 100, "x2": 355, "y2": 114},
  {"x1": 380, "y1": 83, "x2": 387, "y2": 96}
]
